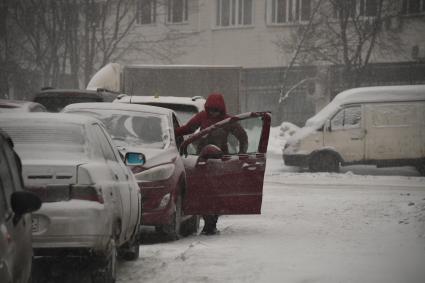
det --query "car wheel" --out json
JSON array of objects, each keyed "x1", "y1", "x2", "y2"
[
  {"x1": 180, "y1": 215, "x2": 200, "y2": 236},
  {"x1": 118, "y1": 238, "x2": 140, "y2": 261},
  {"x1": 92, "y1": 239, "x2": 117, "y2": 283},
  {"x1": 416, "y1": 161, "x2": 425, "y2": 176},
  {"x1": 157, "y1": 194, "x2": 182, "y2": 241},
  {"x1": 309, "y1": 152, "x2": 340, "y2": 173}
]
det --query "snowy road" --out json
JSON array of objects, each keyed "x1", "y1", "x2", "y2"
[{"x1": 116, "y1": 160, "x2": 425, "y2": 283}]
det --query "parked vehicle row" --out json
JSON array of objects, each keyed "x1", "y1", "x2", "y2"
[
  {"x1": 0, "y1": 97, "x2": 272, "y2": 282},
  {"x1": 0, "y1": 113, "x2": 145, "y2": 282}
]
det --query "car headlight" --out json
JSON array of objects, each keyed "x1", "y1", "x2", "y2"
[{"x1": 134, "y1": 164, "x2": 175, "y2": 182}]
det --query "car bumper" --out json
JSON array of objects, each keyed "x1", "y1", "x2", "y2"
[
  {"x1": 283, "y1": 153, "x2": 310, "y2": 167},
  {"x1": 32, "y1": 200, "x2": 112, "y2": 252},
  {"x1": 139, "y1": 181, "x2": 175, "y2": 226}
]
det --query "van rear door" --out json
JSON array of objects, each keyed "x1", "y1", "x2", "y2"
[{"x1": 364, "y1": 102, "x2": 423, "y2": 161}]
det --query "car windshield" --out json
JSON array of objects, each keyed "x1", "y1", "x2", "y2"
[
  {"x1": 68, "y1": 109, "x2": 170, "y2": 149},
  {"x1": 1, "y1": 122, "x2": 87, "y2": 160},
  {"x1": 140, "y1": 103, "x2": 198, "y2": 124}
]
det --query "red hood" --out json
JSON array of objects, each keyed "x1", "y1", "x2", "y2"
[{"x1": 204, "y1": 93, "x2": 226, "y2": 115}]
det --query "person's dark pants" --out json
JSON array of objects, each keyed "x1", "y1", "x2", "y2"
[{"x1": 202, "y1": 215, "x2": 219, "y2": 232}]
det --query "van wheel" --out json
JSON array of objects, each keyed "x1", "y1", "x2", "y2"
[
  {"x1": 157, "y1": 195, "x2": 182, "y2": 241},
  {"x1": 309, "y1": 152, "x2": 340, "y2": 173}
]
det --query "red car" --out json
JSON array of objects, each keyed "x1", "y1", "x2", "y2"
[{"x1": 63, "y1": 103, "x2": 271, "y2": 240}]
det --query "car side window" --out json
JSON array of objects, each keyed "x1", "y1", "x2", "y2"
[
  {"x1": 92, "y1": 124, "x2": 118, "y2": 162},
  {"x1": 186, "y1": 116, "x2": 263, "y2": 156},
  {"x1": 331, "y1": 106, "x2": 361, "y2": 130}
]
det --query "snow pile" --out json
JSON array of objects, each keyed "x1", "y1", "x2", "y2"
[{"x1": 267, "y1": 122, "x2": 299, "y2": 156}]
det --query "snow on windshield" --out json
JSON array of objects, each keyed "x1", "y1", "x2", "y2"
[
  {"x1": 69, "y1": 109, "x2": 169, "y2": 149},
  {"x1": 1, "y1": 122, "x2": 87, "y2": 160}
]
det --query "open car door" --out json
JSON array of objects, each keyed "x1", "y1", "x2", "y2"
[{"x1": 180, "y1": 112, "x2": 271, "y2": 215}]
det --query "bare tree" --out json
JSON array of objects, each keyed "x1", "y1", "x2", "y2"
[{"x1": 276, "y1": 0, "x2": 403, "y2": 97}]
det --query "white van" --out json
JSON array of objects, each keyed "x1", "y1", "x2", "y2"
[{"x1": 283, "y1": 85, "x2": 425, "y2": 175}]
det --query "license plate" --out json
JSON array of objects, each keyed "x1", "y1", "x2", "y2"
[{"x1": 31, "y1": 216, "x2": 39, "y2": 233}]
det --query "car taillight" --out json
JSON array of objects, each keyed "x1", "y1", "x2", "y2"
[{"x1": 70, "y1": 185, "x2": 104, "y2": 204}]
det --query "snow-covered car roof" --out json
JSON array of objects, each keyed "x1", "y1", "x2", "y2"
[
  {"x1": 63, "y1": 102, "x2": 174, "y2": 116},
  {"x1": 306, "y1": 84, "x2": 425, "y2": 128},
  {"x1": 114, "y1": 95, "x2": 206, "y2": 110},
  {"x1": 0, "y1": 112, "x2": 101, "y2": 125}
]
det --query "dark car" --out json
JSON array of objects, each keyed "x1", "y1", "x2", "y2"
[
  {"x1": 0, "y1": 99, "x2": 47, "y2": 113},
  {"x1": 0, "y1": 130, "x2": 41, "y2": 283},
  {"x1": 32, "y1": 88, "x2": 119, "y2": 112}
]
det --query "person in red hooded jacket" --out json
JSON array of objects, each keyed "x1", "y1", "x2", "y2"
[{"x1": 175, "y1": 93, "x2": 248, "y2": 235}]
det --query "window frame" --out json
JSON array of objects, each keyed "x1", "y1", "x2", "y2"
[
  {"x1": 266, "y1": 0, "x2": 312, "y2": 25},
  {"x1": 137, "y1": 0, "x2": 157, "y2": 25},
  {"x1": 332, "y1": 0, "x2": 379, "y2": 20},
  {"x1": 401, "y1": 0, "x2": 425, "y2": 15},
  {"x1": 166, "y1": 0, "x2": 189, "y2": 24},
  {"x1": 215, "y1": 0, "x2": 254, "y2": 28}
]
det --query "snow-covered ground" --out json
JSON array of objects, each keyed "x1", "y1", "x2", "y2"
[{"x1": 116, "y1": 127, "x2": 425, "y2": 283}]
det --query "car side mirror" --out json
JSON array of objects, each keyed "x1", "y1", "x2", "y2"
[
  {"x1": 11, "y1": 191, "x2": 41, "y2": 225},
  {"x1": 199, "y1": 144, "x2": 223, "y2": 160},
  {"x1": 125, "y1": 152, "x2": 146, "y2": 166}
]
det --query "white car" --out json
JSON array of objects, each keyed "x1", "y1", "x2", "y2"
[
  {"x1": 114, "y1": 95, "x2": 205, "y2": 124},
  {"x1": 0, "y1": 113, "x2": 144, "y2": 282}
]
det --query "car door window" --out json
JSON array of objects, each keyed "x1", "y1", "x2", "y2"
[
  {"x1": 186, "y1": 116, "x2": 264, "y2": 155},
  {"x1": 331, "y1": 106, "x2": 361, "y2": 130}
]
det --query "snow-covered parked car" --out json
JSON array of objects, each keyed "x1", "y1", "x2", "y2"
[
  {"x1": 63, "y1": 103, "x2": 199, "y2": 240},
  {"x1": 114, "y1": 95, "x2": 205, "y2": 124},
  {"x1": 0, "y1": 113, "x2": 144, "y2": 282},
  {"x1": 283, "y1": 85, "x2": 425, "y2": 174}
]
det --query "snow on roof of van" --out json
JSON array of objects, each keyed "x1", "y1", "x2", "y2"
[{"x1": 305, "y1": 84, "x2": 425, "y2": 128}]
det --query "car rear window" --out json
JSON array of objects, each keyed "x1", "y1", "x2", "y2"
[
  {"x1": 1, "y1": 122, "x2": 88, "y2": 160},
  {"x1": 139, "y1": 103, "x2": 199, "y2": 124}
]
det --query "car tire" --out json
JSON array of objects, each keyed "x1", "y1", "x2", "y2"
[
  {"x1": 118, "y1": 238, "x2": 140, "y2": 261},
  {"x1": 92, "y1": 239, "x2": 117, "y2": 283},
  {"x1": 416, "y1": 161, "x2": 425, "y2": 176},
  {"x1": 157, "y1": 194, "x2": 182, "y2": 241},
  {"x1": 180, "y1": 215, "x2": 200, "y2": 236},
  {"x1": 309, "y1": 152, "x2": 340, "y2": 173}
]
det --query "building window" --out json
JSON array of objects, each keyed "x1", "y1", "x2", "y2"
[
  {"x1": 216, "y1": 0, "x2": 253, "y2": 27},
  {"x1": 137, "y1": 0, "x2": 156, "y2": 24},
  {"x1": 402, "y1": 0, "x2": 425, "y2": 15},
  {"x1": 167, "y1": 0, "x2": 188, "y2": 23},
  {"x1": 267, "y1": 0, "x2": 311, "y2": 24},
  {"x1": 333, "y1": 0, "x2": 378, "y2": 18}
]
